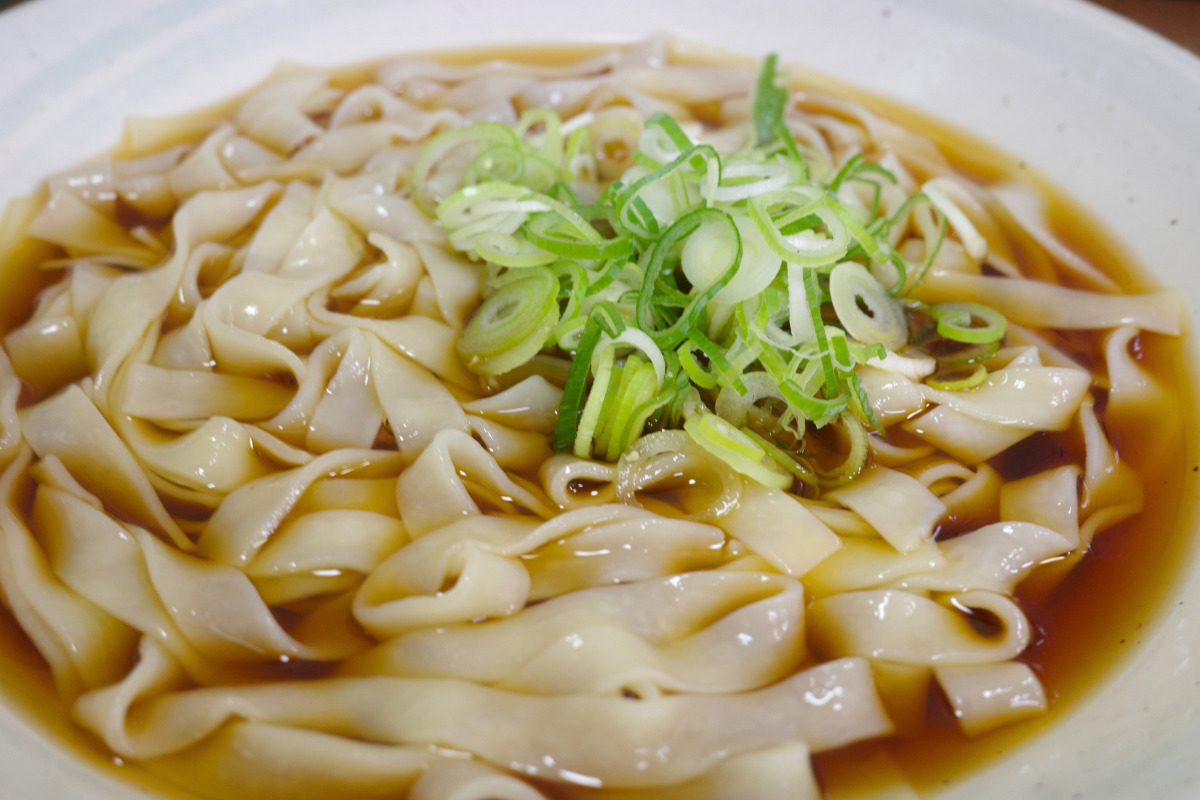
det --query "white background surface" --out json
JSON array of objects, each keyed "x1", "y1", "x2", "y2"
[{"x1": 0, "y1": 1, "x2": 1196, "y2": 798}]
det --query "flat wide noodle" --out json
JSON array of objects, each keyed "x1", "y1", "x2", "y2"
[
  {"x1": 75, "y1": 637, "x2": 891, "y2": 787},
  {"x1": 0, "y1": 34, "x2": 1178, "y2": 800}
]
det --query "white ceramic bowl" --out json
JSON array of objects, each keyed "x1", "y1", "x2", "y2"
[{"x1": 0, "y1": 1, "x2": 1196, "y2": 798}]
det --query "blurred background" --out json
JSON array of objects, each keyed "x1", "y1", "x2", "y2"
[
  {"x1": 0, "y1": 0, "x2": 1198, "y2": 55},
  {"x1": 1092, "y1": 0, "x2": 1200, "y2": 53}
]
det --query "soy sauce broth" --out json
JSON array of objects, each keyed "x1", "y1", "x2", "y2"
[{"x1": 0, "y1": 39, "x2": 1194, "y2": 800}]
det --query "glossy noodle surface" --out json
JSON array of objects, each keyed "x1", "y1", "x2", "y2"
[{"x1": 0, "y1": 37, "x2": 1189, "y2": 800}]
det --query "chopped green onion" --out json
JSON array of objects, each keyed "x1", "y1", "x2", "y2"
[
  {"x1": 553, "y1": 314, "x2": 605, "y2": 453},
  {"x1": 678, "y1": 344, "x2": 719, "y2": 389},
  {"x1": 471, "y1": 144, "x2": 527, "y2": 185},
  {"x1": 930, "y1": 301, "x2": 1007, "y2": 344},
  {"x1": 801, "y1": 268, "x2": 839, "y2": 396},
  {"x1": 636, "y1": 208, "x2": 741, "y2": 349},
  {"x1": 684, "y1": 411, "x2": 792, "y2": 489},
  {"x1": 515, "y1": 108, "x2": 564, "y2": 166},
  {"x1": 714, "y1": 371, "x2": 785, "y2": 425},
  {"x1": 749, "y1": 189, "x2": 849, "y2": 268},
  {"x1": 681, "y1": 213, "x2": 741, "y2": 295},
  {"x1": 921, "y1": 179, "x2": 988, "y2": 261},
  {"x1": 828, "y1": 261, "x2": 907, "y2": 350},
  {"x1": 742, "y1": 427, "x2": 819, "y2": 489},
  {"x1": 598, "y1": 356, "x2": 661, "y2": 460},
  {"x1": 411, "y1": 122, "x2": 521, "y2": 216},
  {"x1": 815, "y1": 410, "x2": 870, "y2": 484},
  {"x1": 456, "y1": 270, "x2": 560, "y2": 376},
  {"x1": 753, "y1": 54, "x2": 788, "y2": 149},
  {"x1": 926, "y1": 364, "x2": 989, "y2": 390},
  {"x1": 475, "y1": 231, "x2": 558, "y2": 268},
  {"x1": 413, "y1": 52, "x2": 1009, "y2": 489},
  {"x1": 933, "y1": 339, "x2": 1001, "y2": 366}
]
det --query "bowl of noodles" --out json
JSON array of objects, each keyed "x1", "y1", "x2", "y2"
[{"x1": 0, "y1": 1, "x2": 1196, "y2": 799}]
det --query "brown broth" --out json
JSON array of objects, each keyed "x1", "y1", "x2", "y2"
[
  {"x1": 814, "y1": 359, "x2": 1196, "y2": 796},
  {"x1": 0, "y1": 40, "x2": 1196, "y2": 800},
  {"x1": 799, "y1": 68, "x2": 1200, "y2": 795}
]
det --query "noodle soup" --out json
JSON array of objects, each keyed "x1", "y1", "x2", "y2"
[{"x1": 0, "y1": 37, "x2": 1192, "y2": 800}]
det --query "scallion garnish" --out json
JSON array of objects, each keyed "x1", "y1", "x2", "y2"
[
  {"x1": 455, "y1": 270, "x2": 560, "y2": 376},
  {"x1": 929, "y1": 301, "x2": 1008, "y2": 344},
  {"x1": 415, "y1": 53, "x2": 1009, "y2": 488}
]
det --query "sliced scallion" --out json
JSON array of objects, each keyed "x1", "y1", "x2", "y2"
[
  {"x1": 456, "y1": 270, "x2": 560, "y2": 376},
  {"x1": 930, "y1": 301, "x2": 1007, "y2": 344},
  {"x1": 415, "y1": 52, "x2": 1008, "y2": 488},
  {"x1": 684, "y1": 411, "x2": 792, "y2": 489}
]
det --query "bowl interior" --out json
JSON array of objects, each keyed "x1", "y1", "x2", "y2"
[{"x1": 0, "y1": 1, "x2": 1196, "y2": 798}]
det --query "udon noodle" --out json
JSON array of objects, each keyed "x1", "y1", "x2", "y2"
[{"x1": 0, "y1": 36, "x2": 1188, "y2": 800}]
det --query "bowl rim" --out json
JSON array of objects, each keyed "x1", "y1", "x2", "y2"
[{"x1": 0, "y1": 1, "x2": 1197, "y2": 799}]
